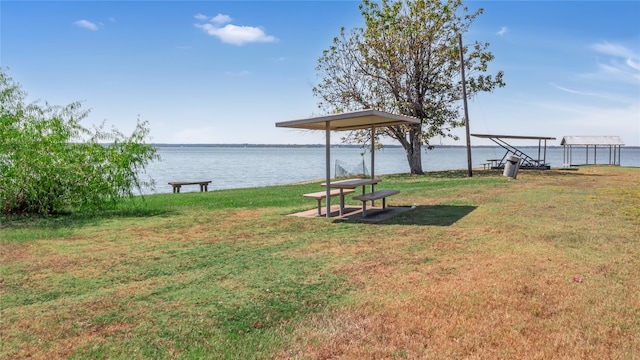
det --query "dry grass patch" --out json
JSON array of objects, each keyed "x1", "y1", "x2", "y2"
[
  {"x1": 2, "y1": 167, "x2": 638, "y2": 359},
  {"x1": 280, "y1": 167, "x2": 640, "y2": 359}
]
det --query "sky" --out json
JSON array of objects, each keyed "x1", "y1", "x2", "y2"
[{"x1": 2, "y1": 1, "x2": 639, "y2": 146}]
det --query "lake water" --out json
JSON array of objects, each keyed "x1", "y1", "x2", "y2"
[{"x1": 141, "y1": 145, "x2": 639, "y2": 194}]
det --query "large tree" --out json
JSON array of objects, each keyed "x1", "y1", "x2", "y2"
[{"x1": 313, "y1": 0, "x2": 505, "y2": 174}]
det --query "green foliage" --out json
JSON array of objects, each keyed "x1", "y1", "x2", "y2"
[
  {"x1": 313, "y1": 0, "x2": 505, "y2": 174},
  {"x1": 0, "y1": 68, "x2": 158, "y2": 215}
]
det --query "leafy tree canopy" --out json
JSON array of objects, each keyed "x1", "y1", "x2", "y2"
[
  {"x1": 313, "y1": 0, "x2": 505, "y2": 174},
  {"x1": 0, "y1": 68, "x2": 158, "y2": 215}
]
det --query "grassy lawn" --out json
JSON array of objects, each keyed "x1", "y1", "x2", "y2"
[{"x1": 1, "y1": 166, "x2": 639, "y2": 359}]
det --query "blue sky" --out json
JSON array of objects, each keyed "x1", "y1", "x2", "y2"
[{"x1": 2, "y1": 1, "x2": 639, "y2": 146}]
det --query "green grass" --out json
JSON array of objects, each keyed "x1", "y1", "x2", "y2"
[{"x1": 1, "y1": 167, "x2": 639, "y2": 359}]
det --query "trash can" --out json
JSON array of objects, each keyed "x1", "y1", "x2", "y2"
[{"x1": 503, "y1": 154, "x2": 521, "y2": 179}]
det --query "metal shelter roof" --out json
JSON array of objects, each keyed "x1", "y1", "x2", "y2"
[
  {"x1": 470, "y1": 133, "x2": 556, "y2": 169},
  {"x1": 275, "y1": 109, "x2": 420, "y2": 131},
  {"x1": 470, "y1": 133, "x2": 556, "y2": 140},
  {"x1": 560, "y1": 136, "x2": 625, "y2": 146},
  {"x1": 276, "y1": 109, "x2": 420, "y2": 218}
]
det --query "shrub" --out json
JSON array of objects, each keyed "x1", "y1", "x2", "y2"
[{"x1": 0, "y1": 68, "x2": 158, "y2": 215}]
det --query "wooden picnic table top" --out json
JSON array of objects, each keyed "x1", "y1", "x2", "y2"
[{"x1": 321, "y1": 178, "x2": 381, "y2": 189}]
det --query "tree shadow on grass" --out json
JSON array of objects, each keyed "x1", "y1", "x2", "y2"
[{"x1": 351, "y1": 205, "x2": 477, "y2": 226}]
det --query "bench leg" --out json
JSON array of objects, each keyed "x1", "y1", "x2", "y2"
[
  {"x1": 360, "y1": 196, "x2": 388, "y2": 217},
  {"x1": 173, "y1": 185, "x2": 181, "y2": 193},
  {"x1": 316, "y1": 199, "x2": 322, "y2": 216},
  {"x1": 371, "y1": 184, "x2": 375, "y2": 207}
]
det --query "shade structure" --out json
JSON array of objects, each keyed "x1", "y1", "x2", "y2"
[
  {"x1": 560, "y1": 136, "x2": 624, "y2": 166},
  {"x1": 276, "y1": 109, "x2": 421, "y2": 131},
  {"x1": 471, "y1": 134, "x2": 556, "y2": 141},
  {"x1": 471, "y1": 133, "x2": 556, "y2": 169},
  {"x1": 276, "y1": 109, "x2": 421, "y2": 217},
  {"x1": 560, "y1": 136, "x2": 624, "y2": 146}
]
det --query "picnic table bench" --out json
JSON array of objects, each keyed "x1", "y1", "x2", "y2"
[
  {"x1": 352, "y1": 189, "x2": 400, "y2": 217},
  {"x1": 322, "y1": 178, "x2": 381, "y2": 216},
  {"x1": 168, "y1": 181, "x2": 212, "y2": 193},
  {"x1": 483, "y1": 159, "x2": 502, "y2": 169},
  {"x1": 303, "y1": 189, "x2": 355, "y2": 216}
]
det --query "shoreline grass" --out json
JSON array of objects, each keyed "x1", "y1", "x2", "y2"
[{"x1": 1, "y1": 166, "x2": 639, "y2": 359}]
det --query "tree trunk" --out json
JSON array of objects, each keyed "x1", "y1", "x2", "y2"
[
  {"x1": 405, "y1": 139, "x2": 424, "y2": 175},
  {"x1": 387, "y1": 124, "x2": 425, "y2": 175}
]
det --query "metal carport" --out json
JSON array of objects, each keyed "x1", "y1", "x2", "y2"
[{"x1": 560, "y1": 136, "x2": 624, "y2": 166}]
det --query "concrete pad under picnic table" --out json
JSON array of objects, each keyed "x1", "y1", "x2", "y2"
[{"x1": 288, "y1": 205, "x2": 413, "y2": 223}]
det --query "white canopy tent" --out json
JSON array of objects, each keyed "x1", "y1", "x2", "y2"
[{"x1": 276, "y1": 109, "x2": 421, "y2": 217}]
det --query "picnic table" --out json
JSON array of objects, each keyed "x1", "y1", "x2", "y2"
[
  {"x1": 484, "y1": 159, "x2": 502, "y2": 169},
  {"x1": 321, "y1": 178, "x2": 381, "y2": 216}
]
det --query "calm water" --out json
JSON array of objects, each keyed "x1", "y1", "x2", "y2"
[{"x1": 141, "y1": 145, "x2": 640, "y2": 194}]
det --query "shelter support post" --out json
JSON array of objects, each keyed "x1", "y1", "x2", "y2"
[
  {"x1": 370, "y1": 126, "x2": 376, "y2": 205},
  {"x1": 325, "y1": 122, "x2": 331, "y2": 218},
  {"x1": 586, "y1": 145, "x2": 589, "y2": 164},
  {"x1": 370, "y1": 126, "x2": 375, "y2": 181}
]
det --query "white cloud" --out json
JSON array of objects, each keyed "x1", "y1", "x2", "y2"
[
  {"x1": 211, "y1": 14, "x2": 232, "y2": 25},
  {"x1": 583, "y1": 41, "x2": 640, "y2": 85},
  {"x1": 73, "y1": 20, "x2": 98, "y2": 31},
  {"x1": 591, "y1": 41, "x2": 635, "y2": 59},
  {"x1": 195, "y1": 23, "x2": 278, "y2": 46},
  {"x1": 550, "y1": 83, "x2": 634, "y2": 104},
  {"x1": 550, "y1": 83, "x2": 597, "y2": 97},
  {"x1": 194, "y1": 13, "x2": 208, "y2": 21},
  {"x1": 496, "y1": 26, "x2": 508, "y2": 36}
]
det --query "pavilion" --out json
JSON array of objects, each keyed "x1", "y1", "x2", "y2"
[
  {"x1": 276, "y1": 109, "x2": 420, "y2": 218},
  {"x1": 560, "y1": 136, "x2": 624, "y2": 166}
]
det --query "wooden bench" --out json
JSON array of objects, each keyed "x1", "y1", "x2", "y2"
[
  {"x1": 481, "y1": 162, "x2": 492, "y2": 170},
  {"x1": 352, "y1": 189, "x2": 400, "y2": 217},
  {"x1": 303, "y1": 189, "x2": 355, "y2": 216},
  {"x1": 168, "y1": 181, "x2": 212, "y2": 193}
]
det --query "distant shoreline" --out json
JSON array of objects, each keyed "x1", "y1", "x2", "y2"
[{"x1": 151, "y1": 143, "x2": 639, "y2": 149}]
